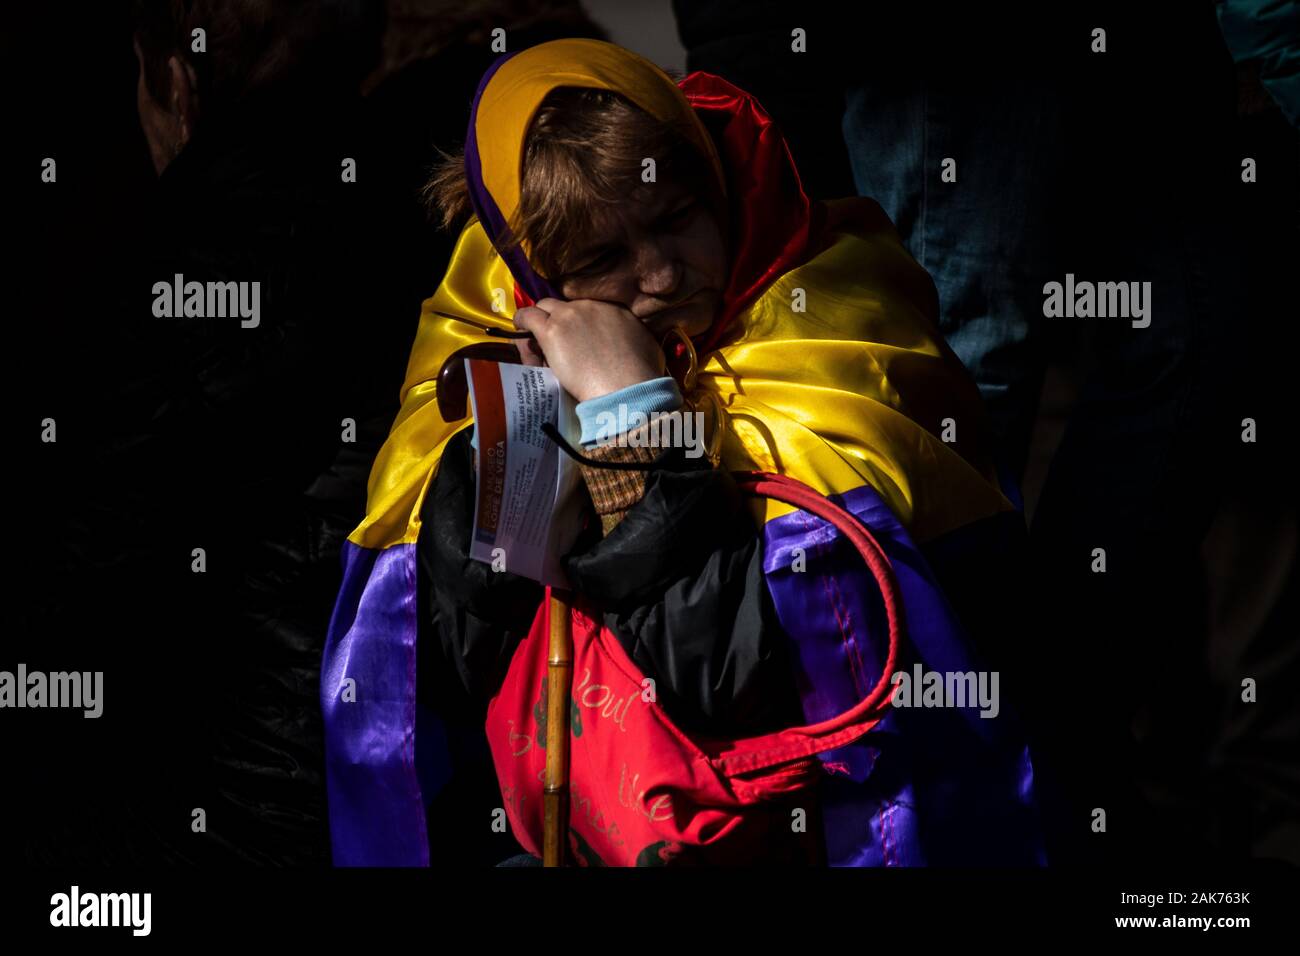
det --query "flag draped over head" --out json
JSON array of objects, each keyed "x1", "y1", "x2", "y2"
[{"x1": 322, "y1": 37, "x2": 1041, "y2": 867}]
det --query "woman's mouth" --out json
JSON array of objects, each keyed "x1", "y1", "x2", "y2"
[{"x1": 645, "y1": 290, "x2": 702, "y2": 328}]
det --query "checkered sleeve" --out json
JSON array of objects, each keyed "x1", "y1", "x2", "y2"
[{"x1": 578, "y1": 403, "x2": 690, "y2": 536}]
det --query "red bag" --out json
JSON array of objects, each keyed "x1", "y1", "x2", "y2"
[{"x1": 484, "y1": 471, "x2": 903, "y2": 866}]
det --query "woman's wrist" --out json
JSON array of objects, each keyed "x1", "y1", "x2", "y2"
[{"x1": 576, "y1": 376, "x2": 683, "y2": 447}]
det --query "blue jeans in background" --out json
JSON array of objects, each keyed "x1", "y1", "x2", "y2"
[{"x1": 841, "y1": 81, "x2": 1065, "y2": 481}]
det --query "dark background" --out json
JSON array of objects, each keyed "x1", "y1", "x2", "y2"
[{"x1": 5, "y1": 1, "x2": 1297, "y2": 868}]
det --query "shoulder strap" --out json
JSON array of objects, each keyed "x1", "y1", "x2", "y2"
[{"x1": 700, "y1": 471, "x2": 904, "y2": 779}]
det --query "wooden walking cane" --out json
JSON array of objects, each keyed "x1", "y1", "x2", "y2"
[
  {"x1": 435, "y1": 319, "x2": 578, "y2": 866},
  {"x1": 543, "y1": 587, "x2": 573, "y2": 866},
  {"x1": 537, "y1": 327, "x2": 706, "y2": 866},
  {"x1": 436, "y1": 318, "x2": 694, "y2": 868}
]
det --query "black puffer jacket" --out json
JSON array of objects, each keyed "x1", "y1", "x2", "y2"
[{"x1": 416, "y1": 424, "x2": 807, "y2": 740}]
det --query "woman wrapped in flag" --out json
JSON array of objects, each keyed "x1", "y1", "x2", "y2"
[{"x1": 321, "y1": 37, "x2": 1044, "y2": 866}]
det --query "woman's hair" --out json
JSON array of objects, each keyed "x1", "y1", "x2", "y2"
[{"x1": 423, "y1": 82, "x2": 722, "y2": 283}]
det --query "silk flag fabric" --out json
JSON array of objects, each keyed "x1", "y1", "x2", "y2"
[{"x1": 321, "y1": 37, "x2": 1043, "y2": 865}]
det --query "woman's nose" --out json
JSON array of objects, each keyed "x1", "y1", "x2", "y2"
[{"x1": 634, "y1": 240, "x2": 681, "y2": 297}]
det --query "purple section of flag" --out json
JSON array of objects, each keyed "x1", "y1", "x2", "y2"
[
  {"x1": 464, "y1": 51, "x2": 561, "y2": 304},
  {"x1": 321, "y1": 541, "x2": 439, "y2": 866},
  {"x1": 762, "y1": 483, "x2": 1044, "y2": 866}
]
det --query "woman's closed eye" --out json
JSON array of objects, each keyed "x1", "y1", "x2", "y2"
[
  {"x1": 661, "y1": 199, "x2": 698, "y2": 228},
  {"x1": 572, "y1": 249, "x2": 620, "y2": 276},
  {"x1": 563, "y1": 200, "x2": 700, "y2": 280}
]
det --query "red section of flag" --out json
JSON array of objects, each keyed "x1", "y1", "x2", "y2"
[{"x1": 677, "y1": 71, "x2": 824, "y2": 353}]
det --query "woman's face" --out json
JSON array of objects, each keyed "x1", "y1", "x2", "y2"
[{"x1": 555, "y1": 179, "x2": 728, "y2": 342}]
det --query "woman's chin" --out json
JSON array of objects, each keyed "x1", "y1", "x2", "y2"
[{"x1": 669, "y1": 299, "x2": 719, "y2": 340}]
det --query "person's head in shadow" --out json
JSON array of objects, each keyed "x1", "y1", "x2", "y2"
[{"x1": 131, "y1": 0, "x2": 384, "y2": 175}]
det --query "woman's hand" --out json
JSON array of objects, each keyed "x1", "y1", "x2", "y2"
[{"x1": 511, "y1": 298, "x2": 666, "y2": 403}]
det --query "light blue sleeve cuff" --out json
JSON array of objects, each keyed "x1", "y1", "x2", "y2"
[
  {"x1": 576, "y1": 377, "x2": 683, "y2": 448},
  {"x1": 470, "y1": 377, "x2": 683, "y2": 451}
]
